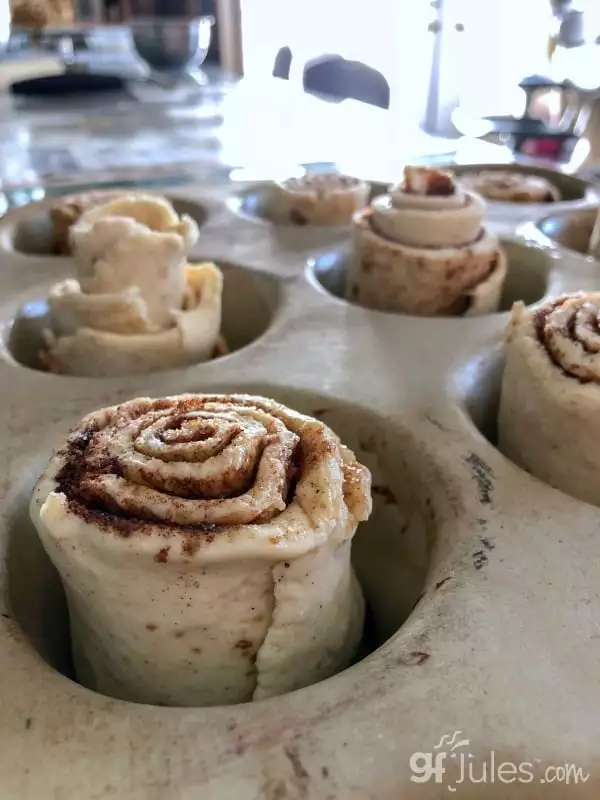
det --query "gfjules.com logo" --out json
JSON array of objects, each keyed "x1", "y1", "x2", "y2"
[{"x1": 409, "y1": 731, "x2": 590, "y2": 793}]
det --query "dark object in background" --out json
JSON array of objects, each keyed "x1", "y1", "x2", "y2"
[
  {"x1": 480, "y1": 73, "x2": 591, "y2": 163},
  {"x1": 130, "y1": 16, "x2": 213, "y2": 73},
  {"x1": 511, "y1": 130, "x2": 578, "y2": 161},
  {"x1": 273, "y1": 46, "x2": 292, "y2": 80},
  {"x1": 481, "y1": 114, "x2": 580, "y2": 163},
  {"x1": 9, "y1": 73, "x2": 125, "y2": 96},
  {"x1": 200, "y1": 0, "x2": 220, "y2": 65},
  {"x1": 118, "y1": 0, "x2": 221, "y2": 65},
  {"x1": 126, "y1": 0, "x2": 201, "y2": 13},
  {"x1": 103, "y1": 0, "x2": 121, "y2": 23},
  {"x1": 302, "y1": 55, "x2": 390, "y2": 109}
]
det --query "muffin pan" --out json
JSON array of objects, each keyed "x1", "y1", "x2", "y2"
[
  {"x1": 2, "y1": 178, "x2": 600, "y2": 798},
  {"x1": 522, "y1": 206, "x2": 598, "y2": 262},
  {"x1": 5, "y1": 261, "x2": 281, "y2": 375},
  {"x1": 449, "y1": 161, "x2": 600, "y2": 225},
  {"x1": 308, "y1": 237, "x2": 551, "y2": 314}
]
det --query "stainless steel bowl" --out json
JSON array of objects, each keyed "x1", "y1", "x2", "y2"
[{"x1": 130, "y1": 16, "x2": 214, "y2": 73}]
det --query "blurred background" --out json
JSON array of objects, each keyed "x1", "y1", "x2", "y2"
[{"x1": 1, "y1": 0, "x2": 600, "y2": 203}]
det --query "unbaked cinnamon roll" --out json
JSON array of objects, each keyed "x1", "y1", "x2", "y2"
[
  {"x1": 346, "y1": 166, "x2": 507, "y2": 315},
  {"x1": 50, "y1": 191, "x2": 198, "y2": 256},
  {"x1": 49, "y1": 191, "x2": 131, "y2": 255},
  {"x1": 587, "y1": 208, "x2": 600, "y2": 259},
  {"x1": 499, "y1": 293, "x2": 600, "y2": 505},
  {"x1": 263, "y1": 173, "x2": 370, "y2": 226},
  {"x1": 30, "y1": 394, "x2": 371, "y2": 707},
  {"x1": 459, "y1": 170, "x2": 561, "y2": 204},
  {"x1": 41, "y1": 195, "x2": 223, "y2": 376}
]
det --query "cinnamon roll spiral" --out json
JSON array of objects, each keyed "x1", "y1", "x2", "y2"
[
  {"x1": 459, "y1": 170, "x2": 561, "y2": 204},
  {"x1": 30, "y1": 394, "x2": 371, "y2": 706},
  {"x1": 263, "y1": 173, "x2": 369, "y2": 226},
  {"x1": 499, "y1": 294, "x2": 600, "y2": 506},
  {"x1": 346, "y1": 166, "x2": 507, "y2": 315}
]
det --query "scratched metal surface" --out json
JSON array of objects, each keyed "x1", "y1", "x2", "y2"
[{"x1": 0, "y1": 179, "x2": 600, "y2": 799}]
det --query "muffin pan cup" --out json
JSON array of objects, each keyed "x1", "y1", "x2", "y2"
[
  {"x1": 448, "y1": 161, "x2": 600, "y2": 227},
  {"x1": 2, "y1": 180, "x2": 600, "y2": 798},
  {"x1": 520, "y1": 205, "x2": 600, "y2": 267}
]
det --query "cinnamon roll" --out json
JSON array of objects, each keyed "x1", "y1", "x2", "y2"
[
  {"x1": 587, "y1": 208, "x2": 600, "y2": 259},
  {"x1": 49, "y1": 191, "x2": 139, "y2": 255},
  {"x1": 346, "y1": 166, "x2": 507, "y2": 315},
  {"x1": 263, "y1": 173, "x2": 369, "y2": 226},
  {"x1": 499, "y1": 293, "x2": 600, "y2": 506},
  {"x1": 459, "y1": 170, "x2": 561, "y2": 204},
  {"x1": 49, "y1": 191, "x2": 198, "y2": 255},
  {"x1": 30, "y1": 394, "x2": 372, "y2": 706},
  {"x1": 41, "y1": 195, "x2": 223, "y2": 376}
]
